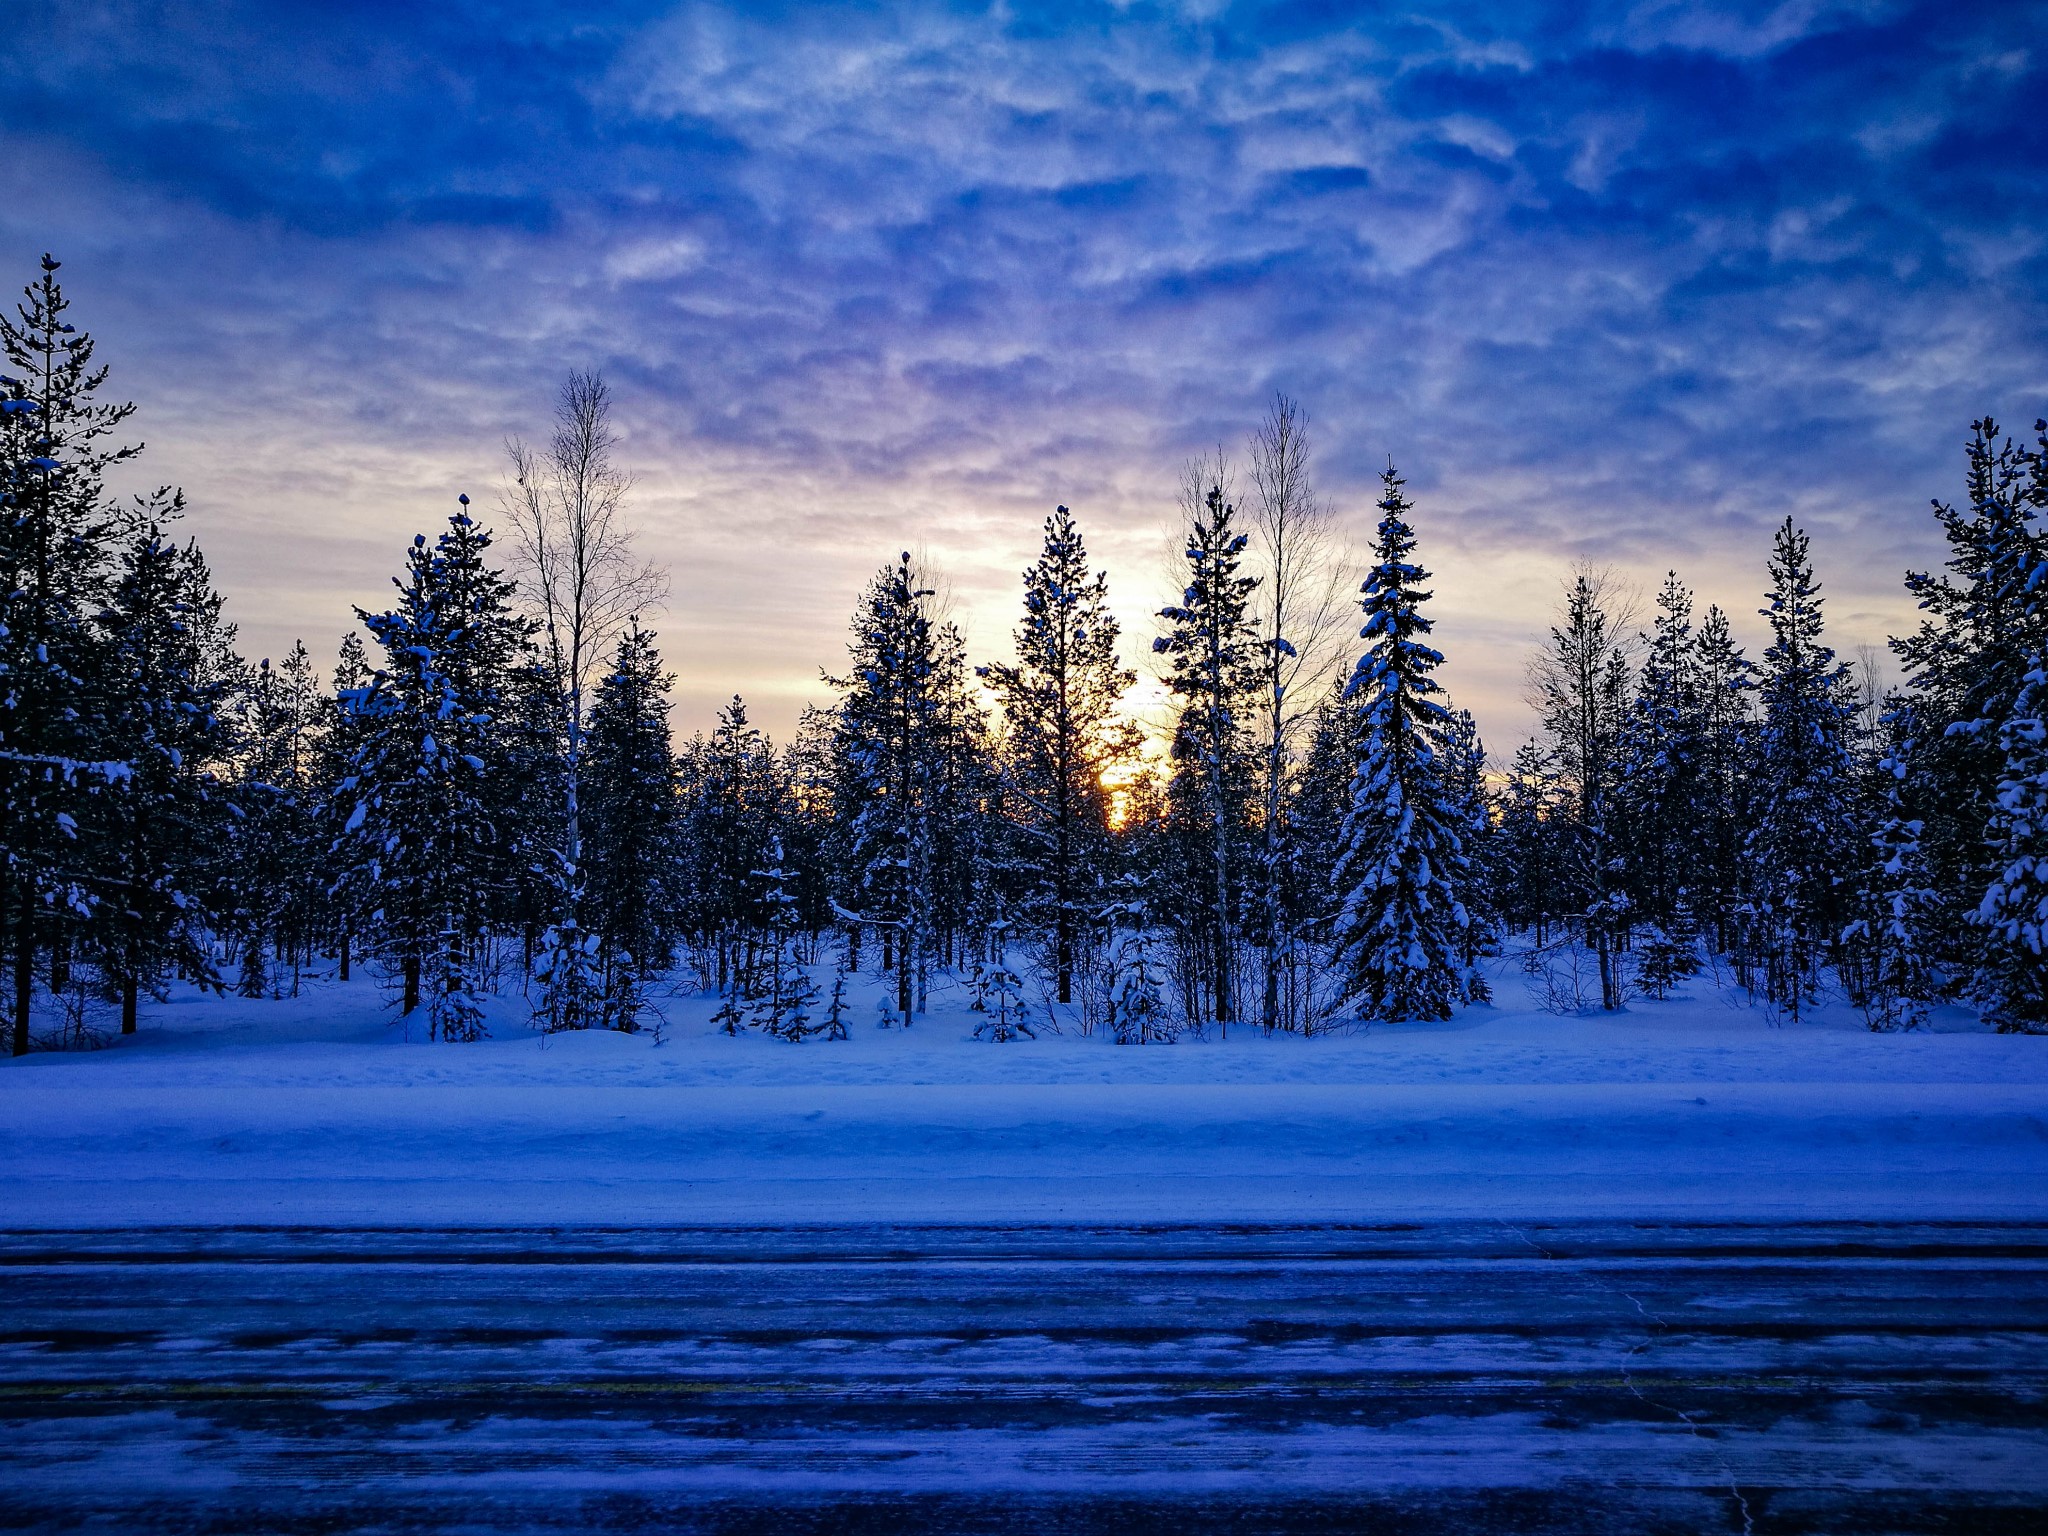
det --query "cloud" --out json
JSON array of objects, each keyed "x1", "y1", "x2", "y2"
[{"x1": 1, "y1": 0, "x2": 2042, "y2": 744}]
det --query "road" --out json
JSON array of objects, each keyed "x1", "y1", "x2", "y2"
[{"x1": 3, "y1": 1222, "x2": 2045, "y2": 1533}]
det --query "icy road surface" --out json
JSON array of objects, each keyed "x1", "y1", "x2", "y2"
[{"x1": 3, "y1": 1222, "x2": 2045, "y2": 1534}]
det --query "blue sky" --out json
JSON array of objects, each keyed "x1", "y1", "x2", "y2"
[{"x1": 4, "y1": 0, "x2": 2043, "y2": 743}]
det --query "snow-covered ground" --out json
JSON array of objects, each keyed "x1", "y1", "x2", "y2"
[{"x1": 6, "y1": 957, "x2": 2046, "y2": 1227}]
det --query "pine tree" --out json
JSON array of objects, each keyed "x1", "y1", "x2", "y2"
[
  {"x1": 91, "y1": 522, "x2": 232, "y2": 1032},
  {"x1": 1, "y1": 256, "x2": 145, "y2": 1053},
  {"x1": 1531, "y1": 571, "x2": 1635, "y2": 1008},
  {"x1": 581, "y1": 621, "x2": 683, "y2": 1028},
  {"x1": 1743, "y1": 518, "x2": 1859, "y2": 1020},
  {"x1": 1154, "y1": 479, "x2": 1261, "y2": 1031},
  {"x1": 831, "y1": 553, "x2": 942, "y2": 1026},
  {"x1": 1329, "y1": 464, "x2": 1469, "y2": 1023},
  {"x1": 981, "y1": 507, "x2": 1137, "y2": 1005}
]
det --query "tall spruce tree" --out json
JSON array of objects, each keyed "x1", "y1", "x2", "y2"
[
  {"x1": 1618, "y1": 573, "x2": 1704, "y2": 938},
  {"x1": 1893, "y1": 418, "x2": 2048, "y2": 980},
  {"x1": 333, "y1": 508, "x2": 520, "y2": 1039},
  {"x1": 1743, "y1": 518, "x2": 1858, "y2": 1019},
  {"x1": 981, "y1": 507, "x2": 1136, "y2": 1004},
  {"x1": 1329, "y1": 464, "x2": 1469, "y2": 1023},
  {"x1": 1154, "y1": 479, "x2": 1261, "y2": 1031}
]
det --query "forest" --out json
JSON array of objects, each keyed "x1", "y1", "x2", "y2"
[{"x1": 4, "y1": 252, "x2": 2046, "y2": 1054}]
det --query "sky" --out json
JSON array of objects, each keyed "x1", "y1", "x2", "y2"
[{"x1": 3, "y1": 0, "x2": 2044, "y2": 749}]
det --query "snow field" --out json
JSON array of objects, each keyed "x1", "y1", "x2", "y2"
[{"x1": 6, "y1": 957, "x2": 2046, "y2": 1228}]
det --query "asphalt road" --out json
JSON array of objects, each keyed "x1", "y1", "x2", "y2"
[{"x1": 3, "y1": 1222, "x2": 2045, "y2": 1534}]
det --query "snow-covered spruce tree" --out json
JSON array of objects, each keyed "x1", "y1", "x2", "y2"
[
  {"x1": 969, "y1": 915, "x2": 1033, "y2": 1042},
  {"x1": 981, "y1": 507, "x2": 1138, "y2": 1005},
  {"x1": 1103, "y1": 881, "x2": 1175, "y2": 1044},
  {"x1": 680, "y1": 694, "x2": 782, "y2": 995},
  {"x1": 1840, "y1": 704, "x2": 1937, "y2": 1031},
  {"x1": 1691, "y1": 604, "x2": 1755, "y2": 953},
  {"x1": 314, "y1": 632, "x2": 374, "y2": 980},
  {"x1": 1617, "y1": 574, "x2": 1705, "y2": 942},
  {"x1": 1496, "y1": 740, "x2": 1564, "y2": 945},
  {"x1": 1, "y1": 256, "x2": 146, "y2": 1054},
  {"x1": 745, "y1": 838, "x2": 819, "y2": 1040},
  {"x1": 580, "y1": 621, "x2": 683, "y2": 1028},
  {"x1": 1284, "y1": 675, "x2": 1361, "y2": 946},
  {"x1": 1329, "y1": 464, "x2": 1470, "y2": 1024},
  {"x1": 1530, "y1": 570, "x2": 1635, "y2": 1009},
  {"x1": 1892, "y1": 418, "x2": 2048, "y2": 980},
  {"x1": 926, "y1": 617, "x2": 998, "y2": 980},
  {"x1": 333, "y1": 508, "x2": 521, "y2": 1040},
  {"x1": 91, "y1": 521, "x2": 232, "y2": 1032},
  {"x1": 228, "y1": 643, "x2": 324, "y2": 998},
  {"x1": 830, "y1": 553, "x2": 943, "y2": 1026},
  {"x1": 1154, "y1": 474, "x2": 1262, "y2": 1032},
  {"x1": 1977, "y1": 631, "x2": 2048, "y2": 1032},
  {"x1": 1742, "y1": 518, "x2": 1859, "y2": 1021},
  {"x1": 1443, "y1": 707, "x2": 1497, "y2": 1002}
]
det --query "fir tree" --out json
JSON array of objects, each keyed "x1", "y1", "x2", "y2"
[
  {"x1": 1329, "y1": 464, "x2": 1469, "y2": 1023},
  {"x1": 981, "y1": 507, "x2": 1137, "y2": 1005}
]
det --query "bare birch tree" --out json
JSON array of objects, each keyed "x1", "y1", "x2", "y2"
[
  {"x1": 500, "y1": 371, "x2": 666, "y2": 1022},
  {"x1": 1245, "y1": 395, "x2": 1350, "y2": 1031}
]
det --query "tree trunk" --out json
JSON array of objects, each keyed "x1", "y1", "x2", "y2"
[
  {"x1": 402, "y1": 951, "x2": 421, "y2": 1015},
  {"x1": 121, "y1": 974, "x2": 138, "y2": 1035}
]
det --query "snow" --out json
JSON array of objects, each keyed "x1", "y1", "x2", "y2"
[{"x1": 6, "y1": 956, "x2": 2047, "y2": 1229}]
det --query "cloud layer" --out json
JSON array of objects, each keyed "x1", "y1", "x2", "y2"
[{"x1": 4, "y1": 0, "x2": 2043, "y2": 743}]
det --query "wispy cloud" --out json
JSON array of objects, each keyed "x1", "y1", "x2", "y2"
[{"x1": 2, "y1": 0, "x2": 2042, "y2": 742}]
